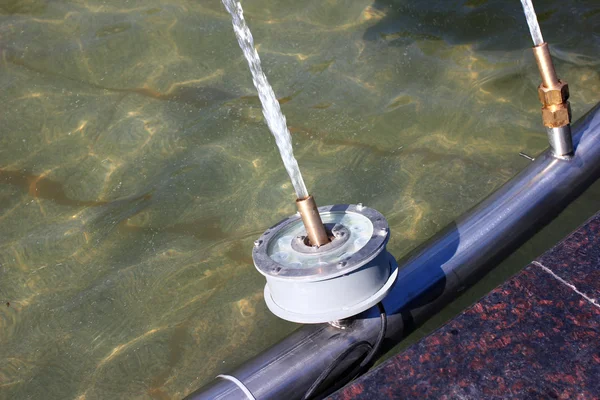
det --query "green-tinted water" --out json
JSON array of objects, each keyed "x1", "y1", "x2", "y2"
[{"x1": 1, "y1": 1, "x2": 599, "y2": 398}]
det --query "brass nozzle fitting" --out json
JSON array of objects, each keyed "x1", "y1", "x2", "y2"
[
  {"x1": 296, "y1": 195, "x2": 329, "y2": 247},
  {"x1": 532, "y1": 42, "x2": 572, "y2": 129},
  {"x1": 540, "y1": 102, "x2": 571, "y2": 128}
]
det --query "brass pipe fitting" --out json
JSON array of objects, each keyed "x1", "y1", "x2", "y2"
[
  {"x1": 541, "y1": 102, "x2": 571, "y2": 128},
  {"x1": 532, "y1": 42, "x2": 574, "y2": 158},
  {"x1": 296, "y1": 195, "x2": 329, "y2": 247},
  {"x1": 532, "y1": 42, "x2": 572, "y2": 129}
]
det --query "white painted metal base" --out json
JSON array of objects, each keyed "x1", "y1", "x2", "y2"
[{"x1": 263, "y1": 254, "x2": 398, "y2": 324}]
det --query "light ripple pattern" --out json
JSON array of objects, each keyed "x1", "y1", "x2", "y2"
[{"x1": 0, "y1": 0, "x2": 600, "y2": 399}]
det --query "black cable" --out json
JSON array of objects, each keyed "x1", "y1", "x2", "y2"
[
  {"x1": 356, "y1": 302, "x2": 387, "y2": 370},
  {"x1": 303, "y1": 341, "x2": 372, "y2": 400},
  {"x1": 303, "y1": 302, "x2": 387, "y2": 400}
]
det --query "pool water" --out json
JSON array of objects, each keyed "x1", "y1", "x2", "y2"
[{"x1": 1, "y1": 0, "x2": 599, "y2": 398}]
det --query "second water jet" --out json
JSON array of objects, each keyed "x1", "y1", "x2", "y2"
[{"x1": 519, "y1": 0, "x2": 573, "y2": 157}]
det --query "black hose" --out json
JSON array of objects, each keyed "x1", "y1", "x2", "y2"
[{"x1": 303, "y1": 303, "x2": 387, "y2": 400}]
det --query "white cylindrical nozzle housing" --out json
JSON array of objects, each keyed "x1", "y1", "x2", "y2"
[{"x1": 252, "y1": 204, "x2": 397, "y2": 324}]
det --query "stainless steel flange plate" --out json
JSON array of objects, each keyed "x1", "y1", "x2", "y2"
[{"x1": 253, "y1": 204, "x2": 389, "y2": 281}]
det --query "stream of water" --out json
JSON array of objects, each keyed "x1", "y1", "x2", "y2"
[
  {"x1": 520, "y1": 0, "x2": 544, "y2": 46},
  {"x1": 222, "y1": 0, "x2": 309, "y2": 199}
]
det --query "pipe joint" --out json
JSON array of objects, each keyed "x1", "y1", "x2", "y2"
[
  {"x1": 538, "y1": 80, "x2": 569, "y2": 107},
  {"x1": 546, "y1": 125, "x2": 574, "y2": 159},
  {"x1": 532, "y1": 42, "x2": 573, "y2": 157},
  {"x1": 541, "y1": 101, "x2": 572, "y2": 129}
]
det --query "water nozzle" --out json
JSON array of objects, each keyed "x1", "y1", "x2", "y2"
[
  {"x1": 533, "y1": 42, "x2": 559, "y2": 89},
  {"x1": 296, "y1": 195, "x2": 329, "y2": 247},
  {"x1": 532, "y1": 42, "x2": 573, "y2": 158},
  {"x1": 253, "y1": 203, "x2": 396, "y2": 323}
]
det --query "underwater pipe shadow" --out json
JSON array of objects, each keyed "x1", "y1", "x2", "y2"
[
  {"x1": 360, "y1": 0, "x2": 600, "y2": 52},
  {"x1": 362, "y1": 0, "x2": 529, "y2": 50}
]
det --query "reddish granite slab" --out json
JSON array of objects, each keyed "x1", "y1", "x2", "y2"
[
  {"x1": 330, "y1": 213, "x2": 600, "y2": 400},
  {"x1": 537, "y1": 215, "x2": 600, "y2": 303}
]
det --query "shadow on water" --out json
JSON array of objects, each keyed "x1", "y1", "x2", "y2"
[
  {"x1": 363, "y1": 0, "x2": 529, "y2": 50},
  {"x1": 0, "y1": 0, "x2": 47, "y2": 15},
  {"x1": 362, "y1": 0, "x2": 600, "y2": 51},
  {"x1": 2, "y1": 48, "x2": 237, "y2": 108},
  {"x1": 3, "y1": 47, "x2": 299, "y2": 109},
  {"x1": 289, "y1": 124, "x2": 505, "y2": 174},
  {"x1": 0, "y1": 168, "x2": 154, "y2": 243},
  {"x1": 118, "y1": 215, "x2": 232, "y2": 242},
  {"x1": 125, "y1": 86, "x2": 237, "y2": 108},
  {"x1": 0, "y1": 169, "x2": 112, "y2": 207},
  {"x1": 0, "y1": 167, "x2": 258, "y2": 246}
]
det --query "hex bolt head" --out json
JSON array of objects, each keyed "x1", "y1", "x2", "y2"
[
  {"x1": 541, "y1": 102, "x2": 571, "y2": 128},
  {"x1": 538, "y1": 80, "x2": 569, "y2": 106}
]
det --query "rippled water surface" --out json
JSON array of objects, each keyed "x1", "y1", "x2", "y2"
[{"x1": 1, "y1": 1, "x2": 599, "y2": 398}]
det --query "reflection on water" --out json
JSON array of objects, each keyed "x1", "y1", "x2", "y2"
[{"x1": 1, "y1": 0, "x2": 599, "y2": 398}]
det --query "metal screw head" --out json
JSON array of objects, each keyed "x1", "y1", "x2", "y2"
[
  {"x1": 331, "y1": 224, "x2": 345, "y2": 238},
  {"x1": 337, "y1": 261, "x2": 347, "y2": 269},
  {"x1": 356, "y1": 203, "x2": 364, "y2": 211},
  {"x1": 271, "y1": 266, "x2": 282, "y2": 275},
  {"x1": 254, "y1": 240, "x2": 263, "y2": 248}
]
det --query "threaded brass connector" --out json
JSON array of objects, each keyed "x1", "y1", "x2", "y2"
[
  {"x1": 537, "y1": 80, "x2": 569, "y2": 106},
  {"x1": 540, "y1": 102, "x2": 571, "y2": 128},
  {"x1": 532, "y1": 43, "x2": 572, "y2": 129}
]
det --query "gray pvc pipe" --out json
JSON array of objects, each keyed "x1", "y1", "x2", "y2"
[{"x1": 186, "y1": 103, "x2": 600, "y2": 400}]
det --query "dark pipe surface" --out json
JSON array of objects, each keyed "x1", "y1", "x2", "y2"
[{"x1": 186, "y1": 104, "x2": 600, "y2": 400}]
